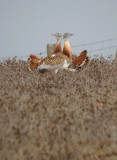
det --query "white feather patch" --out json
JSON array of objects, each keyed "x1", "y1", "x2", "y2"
[
  {"x1": 38, "y1": 60, "x2": 70, "y2": 71},
  {"x1": 51, "y1": 54, "x2": 56, "y2": 57},
  {"x1": 80, "y1": 59, "x2": 86, "y2": 67},
  {"x1": 68, "y1": 68, "x2": 76, "y2": 72}
]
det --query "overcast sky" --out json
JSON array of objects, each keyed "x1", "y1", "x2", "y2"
[{"x1": 0, "y1": 0, "x2": 117, "y2": 59}]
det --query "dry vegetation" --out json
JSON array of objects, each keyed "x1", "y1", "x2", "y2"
[{"x1": 0, "y1": 57, "x2": 117, "y2": 160}]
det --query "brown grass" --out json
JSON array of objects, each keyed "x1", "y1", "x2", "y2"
[{"x1": 0, "y1": 57, "x2": 117, "y2": 160}]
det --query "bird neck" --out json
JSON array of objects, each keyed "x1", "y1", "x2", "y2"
[
  {"x1": 63, "y1": 41, "x2": 72, "y2": 58},
  {"x1": 54, "y1": 41, "x2": 62, "y2": 53}
]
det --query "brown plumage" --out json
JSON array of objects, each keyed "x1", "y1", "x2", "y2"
[
  {"x1": 54, "y1": 42, "x2": 62, "y2": 53},
  {"x1": 40, "y1": 52, "x2": 70, "y2": 66},
  {"x1": 28, "y1": 54, "x2": 42, "y2": 70},
  {"x1": 72, "y1": 50, "x2": 90, "y2": 67},
  {"x1": 63, "y1": 33, "x2": 73, "y2": 58},
  {"x1": 52, "y1": 33, "x2": 62, "y2": 54},
  {"x1": 63, "y1": 41, "x2": 73, "y2": 58},
  {"x1": 72, "y1": 54, "x2": 77, "y2": 61},
  {"x1": 85, "y1": 56, "x2": 90, "y2": 66},
  {"x1": 63, "y1": 42, "x2": 78, "y2": 61}
]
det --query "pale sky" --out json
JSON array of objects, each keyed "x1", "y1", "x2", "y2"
[{"x1": 0, "y1": 0, "x2": 117, "y2": 60}]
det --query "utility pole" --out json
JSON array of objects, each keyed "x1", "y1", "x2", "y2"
[{"x1": 47, "y1": 44, "x2": 56, "y2": 56}]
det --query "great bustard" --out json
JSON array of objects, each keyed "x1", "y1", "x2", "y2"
[
  {"x1": 63, "y1": 33, "x2": 90, "y2": 68},
  {"x1": 28, "y1": 33, "x2": 71, "y2": 72},
  {"x1": 28, "y1": 33, "x2": 64, "y2": 70}
]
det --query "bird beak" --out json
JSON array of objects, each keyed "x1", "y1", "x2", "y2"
[
  {"x1": 51, "y1": 34, "x2": 56, "y2": 36},
  {"x1": 70, "y1": 34, "x2": 74, "y2": 36}
]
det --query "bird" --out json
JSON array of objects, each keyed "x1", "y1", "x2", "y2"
[
  {"x1": 63, "y1": 33, "x2": 90, "y2": 68},
  {"x1": 28, "y1": 33, "x2": 63, "y2": 70}
]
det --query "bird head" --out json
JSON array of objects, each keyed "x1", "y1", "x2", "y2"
[
  {"x1": 63, "y1": 33, "x2": 74, "y2": 42},
  {"x1": 51, "y1": 33, "x2": 62, "y2": 42}
]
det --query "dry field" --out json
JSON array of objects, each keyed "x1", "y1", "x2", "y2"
[{"x1": 0, "y1": 57, "x2": 117, "y2": 160}]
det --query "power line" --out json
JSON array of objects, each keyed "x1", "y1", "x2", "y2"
[
  {"x1": 73, "y1": 45, "x2": 117, "y2": 55},
  {"x1": 88, "y1": 45, "x2": 117, "y2": 53},
  {"x1": 0, "y1": 51, "x2": 46, "y2": 60},
  {"x1": 71, "y1": 37, "x2": 117, "y2": 48},
  {"x1": 16, "y1": 51, "x2": 46, "y2": 59}
]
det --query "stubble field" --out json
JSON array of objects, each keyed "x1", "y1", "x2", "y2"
[{"x1": 0, "y1": 57, "x2": 117, "y2": 160}]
